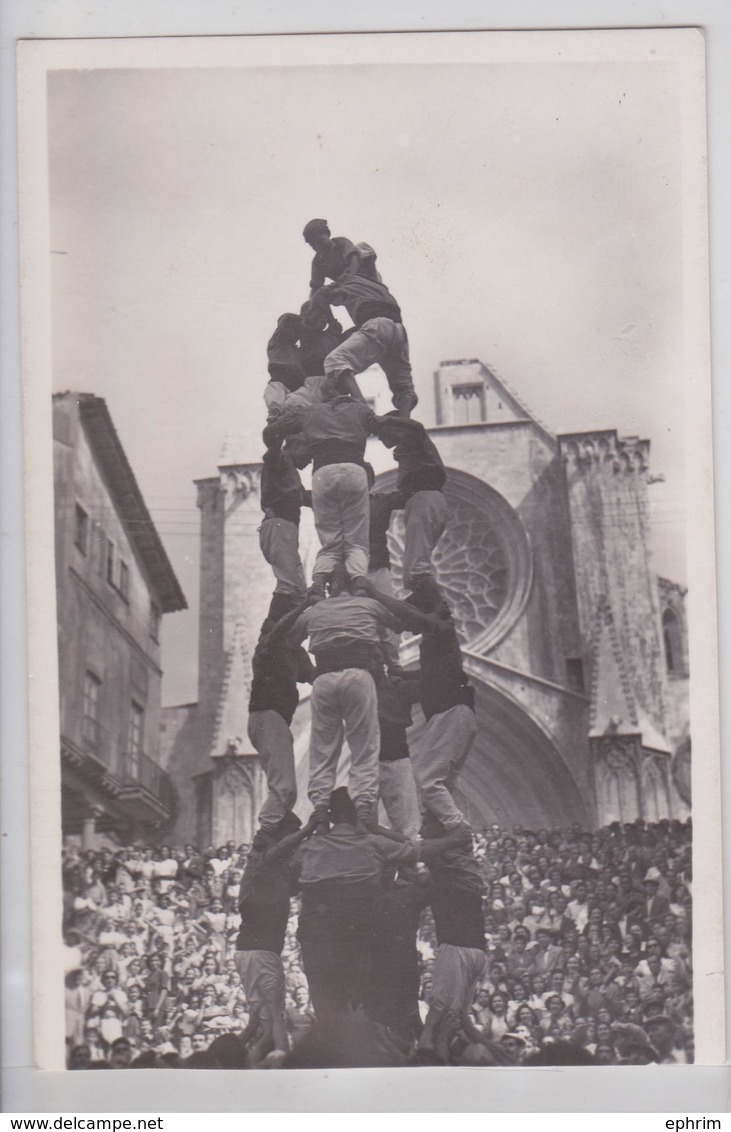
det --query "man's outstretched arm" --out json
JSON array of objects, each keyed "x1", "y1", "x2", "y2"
[
  {"x1": 307, "y1": 284, "x2": 336, "y2": 317},
  {"x1": 418, "y1": 827, "x2": 474, "y2": 863},
  {"x1": 262, "y1": 407, "x2": 306, "y2": 448},
  {"x1": 356, "y1": 576, "x2": 449, "y2": 635},
  {"x1": 258, "y1": 599, "x2": 309, "y2": 651},
  {"x1": 263, "y1": 816, "x2": 320, "y2": 864}
]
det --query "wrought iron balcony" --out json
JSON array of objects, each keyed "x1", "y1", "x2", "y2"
[
  {"x1": 121, "y1": 749, "x2": 175, "y2": 812},
  {"x1": 62, "y1": 729, "x2": 175, "y2": 830}
]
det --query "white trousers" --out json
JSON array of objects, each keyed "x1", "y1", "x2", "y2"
[
  {"x1": 402, "y1": 490, "x2": 448, "y2": 585},
  {"x1": 324, "y1": 317, "x2": 415, "y2": 408},
  {"x1": 412, "y1": 704, "x2": 477, "y2": 829},
  {"x1": 264, "y1": 380, "x2": 288, "y2": 418},
  {"x1": 308, "y1": 669, "x2": 380, "y2": 809},
  {"x1": 312, "y1": 463, "x2": 369, "y2": 579},
  {"x1": 259, "y1": 518, "x2": 306, "y2": 596},
  {"x1": 430, "y1": 944, "x2": 488, "y2": 1011},
  {"x1": 234, "y1": 950, "x2": 286, "y2": 1011},
  {"x1": 248, "y1": 709, "x2": 297, "y2": 831},
  {"x1": 379, "y1": 758, "x2": 421, "y2": 840}
]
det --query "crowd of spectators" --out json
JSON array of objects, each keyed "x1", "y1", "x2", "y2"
[{"x1": 62, "y1": 817, "x2": 693, "y2": 1069}]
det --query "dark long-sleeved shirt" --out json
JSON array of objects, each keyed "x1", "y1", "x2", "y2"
[
  {"x1": 365, "y1": 879, "x2": 430, "y2": 1031},
  {"x1": 428, "y1": 850, "x2": 486, "y2": 951},
  {"x1": 368, "y1": 490, "x2": 404, "y2": 570},
  {"x1": 376, "y1": 677, "x2": 414, "y2": 762},
  {"x1": 393, "y1": 421, "x2": 447, "y2": 499},
  {"x1": 267, "y1": 320, "x2": 304, "y2": 391},
  {"x1": 418, "y1": 622, "x2": 474, "y2": 720},
  {"x1": 299, "y1": 318, "x2": 343, "y2": 378},
  {"x1": 236, "y1": 850, "x2": 297, "y2": 955},
  {"x1": 248, "y1": 634, "x2": 315, "y2": 725},
  {"x1": 260, "y1": 449, "x2": 310, "y2": 526}
]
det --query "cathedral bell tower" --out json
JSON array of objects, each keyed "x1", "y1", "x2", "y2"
[
  {"x1": 191, "y1": 441, "x2": 275, "y2": 846},
  {"x1": 559, "y1": 431, "x2": 674, "y2": 824}
]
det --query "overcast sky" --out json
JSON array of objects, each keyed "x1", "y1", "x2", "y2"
[{"x1": 47, "y1": 57, "x2": 688, "y2": 705}]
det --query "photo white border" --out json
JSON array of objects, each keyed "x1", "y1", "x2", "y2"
[{"x1": 3, "y1": 1, "x2": 730, "y2": 1113}]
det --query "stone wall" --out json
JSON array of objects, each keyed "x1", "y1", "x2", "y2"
[
  {"x1": 560, "y1": 431, "x2": 670, "y2": 747},
  {"x1": 54, "y1": 397, "x2": 164, "y2": 777},
  {"x1": 560, "y1": 431, "x2": 675, "y2": 824}
]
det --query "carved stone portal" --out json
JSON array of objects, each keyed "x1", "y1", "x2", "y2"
[
  {"x1": 592, "y1": 735, "x2": 641, "y2": 825},
  {"x1": 210, "y1": 755, "x2": 265, "y2": 847},
  {"x1": 592, "y1": 735, "x2": 672, "y2": 825}
]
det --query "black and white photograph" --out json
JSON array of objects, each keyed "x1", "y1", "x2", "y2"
[{"x1": 15, "y1": 28, "x2": 723, "y2": 1080}]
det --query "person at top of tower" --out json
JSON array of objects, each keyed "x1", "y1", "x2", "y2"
[
  {"x1": 357, "y1": 579, "x2": 476, "y2": 836},
  {"x1": 303, "y1": 218, "x2": 382, "y2": 295},
  {"x1": 307, "y1": 271, "x2": 417, "y2": 418},
  {"x1": 376, "y1": 412, "x2": 447, "y2": 605},
  {"x1": 259, "y1": 436, "x2": 313, "y2": 621}
]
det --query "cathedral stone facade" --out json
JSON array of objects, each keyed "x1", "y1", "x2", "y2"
[{"x1": 160, "y1": 360, "x2": 689, "y2": 843}]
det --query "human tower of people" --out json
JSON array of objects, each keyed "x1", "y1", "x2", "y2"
[
  {"x1": 62, "y1": 221, "x2": 694, "y2": 1070},
  {"x1": 242, "y1": 218, "x2": 484, "y2": 1061}
]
